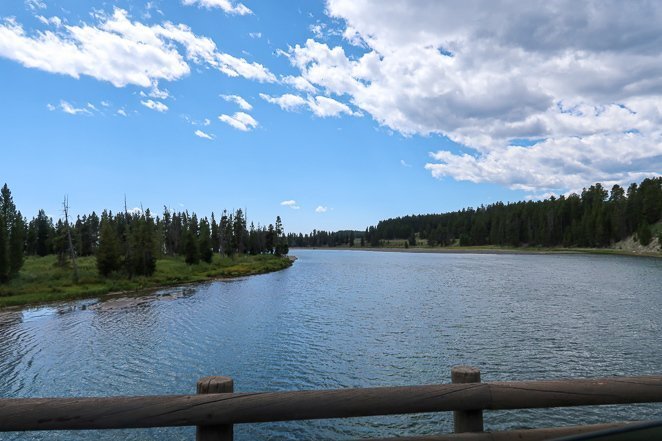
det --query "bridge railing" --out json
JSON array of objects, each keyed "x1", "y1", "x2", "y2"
[{"x1": 1, "y1": 366, "x2": 661, "y2": 440}]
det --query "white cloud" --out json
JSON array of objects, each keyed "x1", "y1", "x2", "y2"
[
  {"x1": 218, "y1": 111, "x2": 257, "y2": 131},
  {"x1": 147, "y1": 81, "x2": 170, "y2": 99},
  {"x1": 46, "y1": 103, "x2": 55, "y2": 111},
  {"x1": 281, "y1": 200, "x2": 300, "y2": 209},
  {"x1": 260, "y1": 92, "x2": 358, "y2": 118},
  {"x1": 181, "y1": 0, "x2": 252, "y2": 15},
  {"x1": 141, "y1": 99, "x2": 168, "y2": 112},
  {"x1": 309, "y1": 24, "x2": 324, "y2": 39},
  {"x1": 116, "y1": 108, "x2": 128, "y2": 116},
  {"x1": 25, "y1": 0, "x2": 46, "y2": 11},
  {"x1": 400, "y1": 159, "x2": 412, "y2": 167},
  {"x1": 100, "y1": 100, "x2": 110, "y2": 107},
  {"x1": 194, "y1": 129, "x2": 214, "y2": 140},
  {"x1": 0, "y1": 8, "x2": 275, "y2": 88},
  {"x1": 315, "y1": 205, "x2": 328, "y2": 213},
  {"x1": 215, "y1": 53, "x2": 276, "y2": 82},
  {"x1": 306, "y1": 95, "x2": 357, "y2": 118},
  {"x1": 281, "y1": 75, "x2": 317, "y2": 93},
  {"x1": 36, "y1": 16, "x2": 62, "y2": 27},
  {"x1": 260, "y1": 93, "x2": 307, "y2": 111},
  {"x1": 203, "y1": 118, "x2": 211, "y2": 126},
  {"x1": 221, "y1": 94, "x2": 252, "y2": 110},
  {"x1": 249, "y1": 32, "x2": 261, "y2": 39},
  {"x1": 59, "y1": 100, "x2": 90, "y2": 115},
  {"x1": 280, "y1": 0, "x2": 662, "y2": 193}
]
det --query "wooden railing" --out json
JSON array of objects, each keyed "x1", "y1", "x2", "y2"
[{"x1": 0, "y1": 366, "x2": 661, "y2": 440}]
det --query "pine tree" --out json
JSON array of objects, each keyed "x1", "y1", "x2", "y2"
[
  {"x1": 274, "y1": 215, "x2": 289, "y2": 256},
  {"x1": 127, "y1": 210, "x2": 157, "y2": 276},
  {"x1": 232, "y1": 209, "x2": 246, "y2": 254},
  {"x1": 0, "y1": 184, "x2": 25, "y2": 280},
  {"x1": 8, "y1": 213, "x2": 25, "y2": 277},
  {"x1": 219, "y1": 210, "x2": 233, "y2": 256},
  {"x1": 97, "y1": 215, "x2": 122, "y2": 277},
  {"x1": 637, "y1": 222, "x2": 652, "y2": 246},
  {"x1": 210, "y1": 213, "x2": 220, "y2": 254},
  {"x1": 184, "y1": 229, "x2": 199, "y2": 265},
  {"x1": 198, "y1": 218, "x2": 213, "y2": 263},
  {"x1": 0, "y1": 214, "x2": 8, "y2": 283},
  {"x1": 265, "y1": 224, "x2": 275, "y2": 254},
  {"x1": 34, "y1": 210, "x2": 52, "y2": 256}
]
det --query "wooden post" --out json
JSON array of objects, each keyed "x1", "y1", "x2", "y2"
[
  {"x1": 196, "y1": 376, "x2": 233, "y2": 441},
  {"x1": 451, "y1": 366, "x2": 484, "y2": 433}
]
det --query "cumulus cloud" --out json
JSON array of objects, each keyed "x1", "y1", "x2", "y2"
[
  {"x1": 0, "y1": 8, "x2": 275, "y2": 88},
  {"x1": 260, "y1": 92, "x2": 358, "y2": 117},
  {"x1": 281, "y1": 75, "x2": 317, "y2": 93},
  {"x1": 218, "y1": 111, "x2": 258, "y2": 131},
  {"x1": 194, "y1": 129, "x2": 214, "y2": 140},
  {"x1": 260, "y1": 93, "x2": 307, "y2": 111},
  {"x1": 306, "y1": 95, "x2": 357, "y2": 118},
  {"x1": 221, "y1": 94, "x2": 252, "y2": 110},
  {"x1": 315, "y1": 205, "x2": 328, "y2": 213},
  {"x1": 181, "y1": 0, "x2": 252, "y2": 15},
  {"x1": 141, "y1": 99, "x2": 168, "y2": 112},
  {"x1": 280, "y1": 0, "x2": 662, "y2": 193},
  {"x1": 281, "y1": 200, "x2": 300, "y2": 209}
]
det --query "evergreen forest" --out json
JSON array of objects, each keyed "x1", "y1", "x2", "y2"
[
  {"x1": 0, "y1": 183, "x2": 289, "y2": 284},
  {"x1": 289, "y1": 178, "x2": 662, "y2": 249}
]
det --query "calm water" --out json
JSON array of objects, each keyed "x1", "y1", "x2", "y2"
[{"x1": 1, "y1": 250, "x2": 661, "y2": 440}]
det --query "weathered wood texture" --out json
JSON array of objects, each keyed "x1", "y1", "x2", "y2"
[
  {"x1": 0, "y1": 376, "x2": 660, "y2": 431},
  {"x1": 451, "y1": 366, "x2": 483, "y2": 433},
  {"x1": 349, "y1": 421, "x2": 636, "y2": 441},
  {"x1": 196, "y1": 377, "x2": 233, "y2": 441}
]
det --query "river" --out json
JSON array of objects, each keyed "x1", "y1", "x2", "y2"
[{"x1": 1, "y1": 250, "x2": 660, "y2": 439}]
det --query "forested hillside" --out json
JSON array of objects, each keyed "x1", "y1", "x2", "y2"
[
  {"x1": 289, "y1": 178, "x2": 662, "y2": 249},
  {"x1": 366, "y1": 179, "x2": 661, "y2": 248}
]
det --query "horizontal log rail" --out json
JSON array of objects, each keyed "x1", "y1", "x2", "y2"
[{"x1": 0, "y1": 368, "x2": 660, "y2": 439}]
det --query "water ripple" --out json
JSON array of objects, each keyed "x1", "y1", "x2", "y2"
[{"x1": 1, "y1": 251, "x2": 661, "y2": 440}]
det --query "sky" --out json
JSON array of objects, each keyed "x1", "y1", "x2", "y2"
[{"x1": 1, "y1": 0, "x2": 661, "y2": 233}]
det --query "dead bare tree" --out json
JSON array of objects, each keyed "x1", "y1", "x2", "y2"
[{"x1": 63, "y1": 195, "x2": 79, "y2": 283}]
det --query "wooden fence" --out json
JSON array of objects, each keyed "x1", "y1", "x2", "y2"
[{"x1": 0, "y1": 366, "x2": 661, "y2": 440}]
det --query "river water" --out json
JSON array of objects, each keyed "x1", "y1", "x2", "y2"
[{"x1": 1, "y1": 250, "x2": 660, "y2": 439}]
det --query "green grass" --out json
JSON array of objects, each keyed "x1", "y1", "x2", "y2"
[
  {"x1": 304, "y1": 241, "x2": 662, "y2": 257},
  {"x1": 0, "y1": 254, "x2": 293, "y2": 308}
]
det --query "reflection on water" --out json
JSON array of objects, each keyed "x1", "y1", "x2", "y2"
[{"x1": 0, "y1": 250, "x2": 661, "y2": 440}]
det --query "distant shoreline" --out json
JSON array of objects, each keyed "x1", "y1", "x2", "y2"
[{"x1": 290, "y1": 246, "x2": 662, "y2": 258}]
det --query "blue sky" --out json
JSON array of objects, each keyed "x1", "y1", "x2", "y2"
[{"x1": 1, "y1": 1, "x2": 660, "y2": 233}]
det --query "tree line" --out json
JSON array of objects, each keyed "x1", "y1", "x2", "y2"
[
  {"x1": 366, "y1": 178, "x2": 662, "y2": 248},
  {"x1": 0, "y1": 183, "x2": 289, "y2": 282},
  {"x1": 287, "y1": 230, "x2": 364, "y2": 248},
  {"x1": 287, "y1": 178, "x2": 661, "y2": 249}
]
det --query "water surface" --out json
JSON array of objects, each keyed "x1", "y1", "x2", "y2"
[{"x1": 1, "y1": 250, "x2": 660, "y2": 439}]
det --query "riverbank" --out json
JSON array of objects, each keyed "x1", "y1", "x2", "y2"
[
  {"x1": 0, "y1": 254, "x2": 293, "y2": 309},
  {"x1": 291, "y1": 245, "x2": 662, "y2": 258}
]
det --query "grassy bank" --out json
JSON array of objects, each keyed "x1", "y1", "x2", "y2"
[{"x1": 0, "y1": 254, "x2": 293, "y2": 308}]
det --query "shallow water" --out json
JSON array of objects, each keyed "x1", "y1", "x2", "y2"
[{"x1": 1, "y1": 250, "x2": 660, "y2": 439}]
